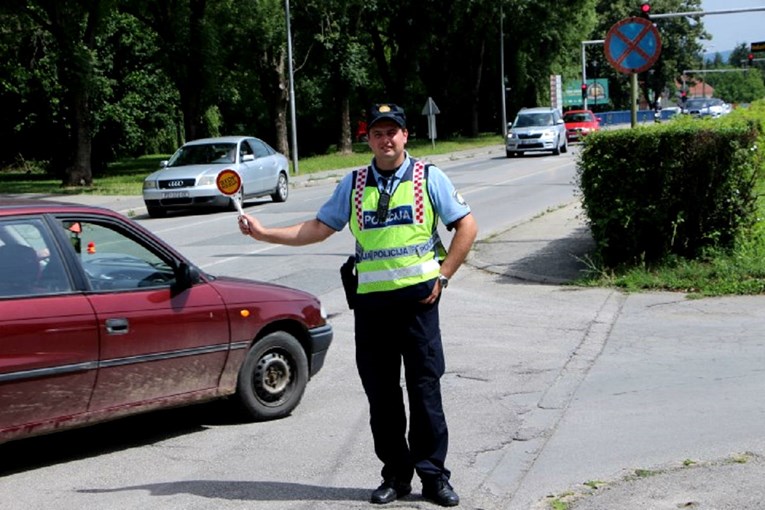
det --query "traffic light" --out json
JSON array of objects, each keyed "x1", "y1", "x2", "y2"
[
  {"x1": 581, "y1": 83, "x2": 588, "y2": 100},
  {"x1": 748, "y1": 53, "x2": 755, "y2": 67},
  {"x1": 639, "y1": 2, "x2": 651, "y2": 18}
]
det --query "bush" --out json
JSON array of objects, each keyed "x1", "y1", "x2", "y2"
[{"x1": 577, "y1": 105, "x2": 764, "y2": 268}]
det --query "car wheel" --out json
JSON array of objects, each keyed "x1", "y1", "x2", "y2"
[
  {"x1": 561, "y1": 138, "x2": 568, "y2": 153},
  {"x1": 506, "y1": 150, "x2": 515, "y2": 158},
  {"x1": 271, "y1": 172, "x2": 289, "y2": 203},
  {"x1": 236, "y1": 331, "x2": 308, "y2": 421},
  {"x1": 146, "y1": 205, "x2": 166, "y2": 218},
  {"x1": 552, "y1": 137, "x2": 561, "y2": 156}
]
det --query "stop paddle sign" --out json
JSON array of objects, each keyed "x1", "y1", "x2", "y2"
[{"x1": 216, "y1": 169, "x2": 244, "y2": 215}]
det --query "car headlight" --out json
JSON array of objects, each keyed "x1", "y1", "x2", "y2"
[
  {"x1": 198, "y1": 175, "x2": 216, "y2": 186},
  {"x1": 143, "y1": 180, "x2": 158, "y2": 190},
  {"x1": 541, "y1": 129, "x2": 556, "y2": 138},
  {"x1": 507, "y1": 133, "x2": 517, "y2": 140}
]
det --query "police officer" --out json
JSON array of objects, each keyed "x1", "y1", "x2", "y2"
[{"x1": 238, "y1": 103, "x2": 477, "y2": 507}]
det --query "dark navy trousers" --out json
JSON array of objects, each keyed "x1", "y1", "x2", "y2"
[{"x1": 354, "y1": 298, "x2": 450, "y2": 484}]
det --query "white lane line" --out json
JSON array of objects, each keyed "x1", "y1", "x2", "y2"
[
  {"x1": 459, "y1": 161, "x2": 574, "y2": 196},
  {"x1": 199, "y1": 243, "x2": 281, "y2": 269}
]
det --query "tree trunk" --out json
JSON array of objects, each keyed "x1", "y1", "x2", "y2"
[
  {"x1": 338, "y1": 97, "x2": 352, "y2": 155},
  {"x1": 63, "y1": 87, "x2": 93, "y2": 186},
  {"x1": 468, "y1": 38, "x2": 486, "y2": 138},
  {"x1": 269, "y1": 48, "x2": 290, "y2": 159}
]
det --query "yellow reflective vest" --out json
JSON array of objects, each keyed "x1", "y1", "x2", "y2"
[{"x1": 349, "y1": 160, "x2": 446, "y2": 294}]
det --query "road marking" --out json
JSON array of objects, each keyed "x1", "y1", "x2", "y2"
[
  {"x1": 460, "y1": 160, "x2": 574, "y2": 196},
  {"x1": 199, "y1": 243, "x2": 281, "y2": 269}
]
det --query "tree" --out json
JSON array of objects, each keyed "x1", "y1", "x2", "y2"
[
  {"x1": 4, "y1": 0, "x2": 117, "y2": 186},
  {"x1": 125, "y1": 0, "x2": 223, "y2": 143},
  {"x1": 295, "y1": 0, "x2": 368, "y2": 154}
]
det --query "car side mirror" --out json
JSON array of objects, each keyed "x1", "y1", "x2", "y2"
[
  {"x1": 159, "y1": 160, "x2": 169, "y2": 168},
  {"x1": 173, "y1": 262, "x2": 201, "y2": 293},
  {"x1": 556, "y1": 118, "x2": 564, "y2": 125},
  {"x1": 242, "y1": 154, "x2": 255, "y2": 162}
]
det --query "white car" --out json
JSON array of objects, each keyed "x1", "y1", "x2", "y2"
[
  {"x1": 683, "y1": 98, "x2": 731, "y2": 118},
  {"x1": 142, "y1": 136, "x2": 289, "y2": 218},
  {"x1": 506, "y1": 107, "x2": 567, "y2": 157}
]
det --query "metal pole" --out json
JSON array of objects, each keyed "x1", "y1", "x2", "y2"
[
  {"x1": 649, "y1": 6, "x2": 765, "y2": 19},
  {"x1": 631, "y1": 73, "x2": 638, "y2": 128},
  {"x1": 285, "y1": 0, "x2": 299, "y2": 175},
  {"x1": 581, "y1": 42, "x2": 588, "y2": 110},
  {"x1": 500, "y1": 4, "x2": 507, "y2": 139},
  {"x1": 580, "y1": 40, "x2": 604, "y2": 111}
]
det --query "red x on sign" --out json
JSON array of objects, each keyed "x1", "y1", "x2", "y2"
[{"x1": 605, "y1": 17, "x2": 662, "y2": 74}]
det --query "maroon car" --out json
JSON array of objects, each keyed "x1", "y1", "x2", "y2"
[{"x1": 0, "y1": 198, "x2": 332, "y2": 444}]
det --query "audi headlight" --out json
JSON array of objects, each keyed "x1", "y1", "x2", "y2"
[
  {"x1": 198, "y1": 175, "x2": 216, "y2": 186},
  {"x1": 143, "y1": 180, "x2": 158, "y2": 190}
]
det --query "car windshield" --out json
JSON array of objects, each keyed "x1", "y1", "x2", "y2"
[
  {"x1": 564, "y1": 113, "x2": 593, "y2": 123},
  {"x1": 686, "y1": 99, "x2": 708, "y2": 109},
  {"x1": 514, "y1": 113, "x2": 554, "y2": 128},
  {"x1": 167, "y1": 143, "x2": 237, "y2": 167}
]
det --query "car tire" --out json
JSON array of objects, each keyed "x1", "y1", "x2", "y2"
[
  {"x1": 236, "y1": 331, "x2": 308, "y2": 421},
  {"x1": 146, "y1": 205, "x2": 166, "y2": 218},
  {"x1": 561, "y1": 138, "x2": 568, "y2": 154},
  {"x1": 271, "y1": 172, "x2": 289, "y2": 203},
  {"x1": 552, "y1": 136, "x2": 561, "y2": 156},
  {"x1": 506, "y1": 150, "x2": 515, "y2": 158}
]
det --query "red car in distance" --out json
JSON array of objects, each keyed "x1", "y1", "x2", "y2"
[
  {"x1": 563, "y1": 109, "x2": 600, "y2": 143},
  {"x1": 0, "y1": 198, "x2": 332, "y2": 445}
]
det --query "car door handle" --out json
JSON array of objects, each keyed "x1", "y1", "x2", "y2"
[{"x1": 105, "y1": 318, "x2": 129, "y2": 335}]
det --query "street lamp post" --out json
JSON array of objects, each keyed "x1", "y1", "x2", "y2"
[
  {"x1": 500, "y1": 4, "x2": 507, "y2": 138},
  {"x1": 581, "y1": 39, "x2": 605, "y2": 110},
  {"x1": 702, "y1": 44, "x2": 714, "y2": 98},
  {"x1": 285, "y1": 0, "x2": 299, "y2": 175}
]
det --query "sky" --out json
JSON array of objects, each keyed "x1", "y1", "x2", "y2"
[{"x1": 699, "y1": 0, "x2": 765, "y2": 53}]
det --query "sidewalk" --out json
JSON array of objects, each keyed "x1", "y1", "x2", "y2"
[{"x1": 466, "y1": 201, "x2": 765, "y2": 510}]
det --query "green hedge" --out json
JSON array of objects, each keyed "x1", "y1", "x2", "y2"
[{"x1": 577, "y1": 102, "x2": 765, "y2": 268}]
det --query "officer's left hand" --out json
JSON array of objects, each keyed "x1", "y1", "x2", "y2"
[{"x1": 419, "y1": 280, "x2": 443, "y2": 305}]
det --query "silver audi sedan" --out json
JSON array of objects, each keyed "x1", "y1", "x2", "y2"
[{"x1": 142, "y1": 136, "x2": 289, "y2": 218}]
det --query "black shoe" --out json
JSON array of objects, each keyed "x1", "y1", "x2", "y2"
[
  {"x1": 370, "y1": 479, "x2": 412, "y2": 504},
  {"x1": 422, "y1": 479, "x2": 460, "y2": 507}
]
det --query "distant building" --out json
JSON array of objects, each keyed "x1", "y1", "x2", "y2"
[{"x1": 677, "y1": 77, "x2": 715, "y2": 100}]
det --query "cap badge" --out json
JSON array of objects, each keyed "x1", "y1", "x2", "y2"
[{"x1": 378, "y1": 105, "x2": 391, "y2": 113}]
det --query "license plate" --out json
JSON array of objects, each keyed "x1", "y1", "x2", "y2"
[{"x1": 162, "y1": 191, "x2": 190, "y2": 199}]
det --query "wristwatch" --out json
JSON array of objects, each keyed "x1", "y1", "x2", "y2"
[{"x1": 438, "y1": 274, "x2": 449, "y2": 289}]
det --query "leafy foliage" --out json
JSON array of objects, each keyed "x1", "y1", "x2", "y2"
[
  {"x1": 577, "y1": 106, "x2": 763, "y2": 268},
  {"x1": 0, "y1": 0, "x2": 763, "y2": 184}
]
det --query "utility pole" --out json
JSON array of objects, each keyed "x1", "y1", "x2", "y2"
[{"x1": 285, "y1": 0, "x2": 299, "y2": 175}]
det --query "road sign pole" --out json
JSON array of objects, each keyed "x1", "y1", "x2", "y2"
[{"x1": 631, "y1": 73, "x2": 638, "y2": 128}]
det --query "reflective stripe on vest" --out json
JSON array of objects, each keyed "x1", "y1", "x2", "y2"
[{"x1": 349, "y1": 160, "x2": 445, "y2": 294}]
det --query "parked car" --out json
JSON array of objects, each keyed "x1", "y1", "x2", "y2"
[
  {"x1": 682, "y1": 98, "x2": 731, "y2": 118},
  {"x1": 143, "y1": 136, "x2": 290, "y2": 218},
  {"x1": 506, "y1": 107, "x2": 567, "y2": 157},
  {"x1": 0, "y1": 199, "x2": 333, "y2": 445},
  {"x1": 563, "y1": 109, "x2": 600, "y2": 143}
]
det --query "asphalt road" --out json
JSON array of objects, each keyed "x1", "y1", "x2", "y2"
[{"x1": 3, "y1": 146, "x2": 765, "y2": 510}]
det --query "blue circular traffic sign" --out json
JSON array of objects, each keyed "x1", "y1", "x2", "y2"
[{"x1": 605, "y1": 17, "x2": 662, "y2": 74}]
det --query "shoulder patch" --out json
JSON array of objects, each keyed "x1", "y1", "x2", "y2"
[{"x1": 452, "y1": 189, "x2": 466, "y2": 206}]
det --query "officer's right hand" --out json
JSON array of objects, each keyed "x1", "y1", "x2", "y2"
[{"x1": 238, "y1": 213, "x2": 262, "y2": 238}]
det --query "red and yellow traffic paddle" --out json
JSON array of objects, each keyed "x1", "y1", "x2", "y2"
[{"x1": 216, "y1": 169, "x2": 244, "y2": 216}]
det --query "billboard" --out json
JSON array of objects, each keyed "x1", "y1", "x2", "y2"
[{"x1": 564, "y1": 79, "x2": 609, "y2": 107}]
